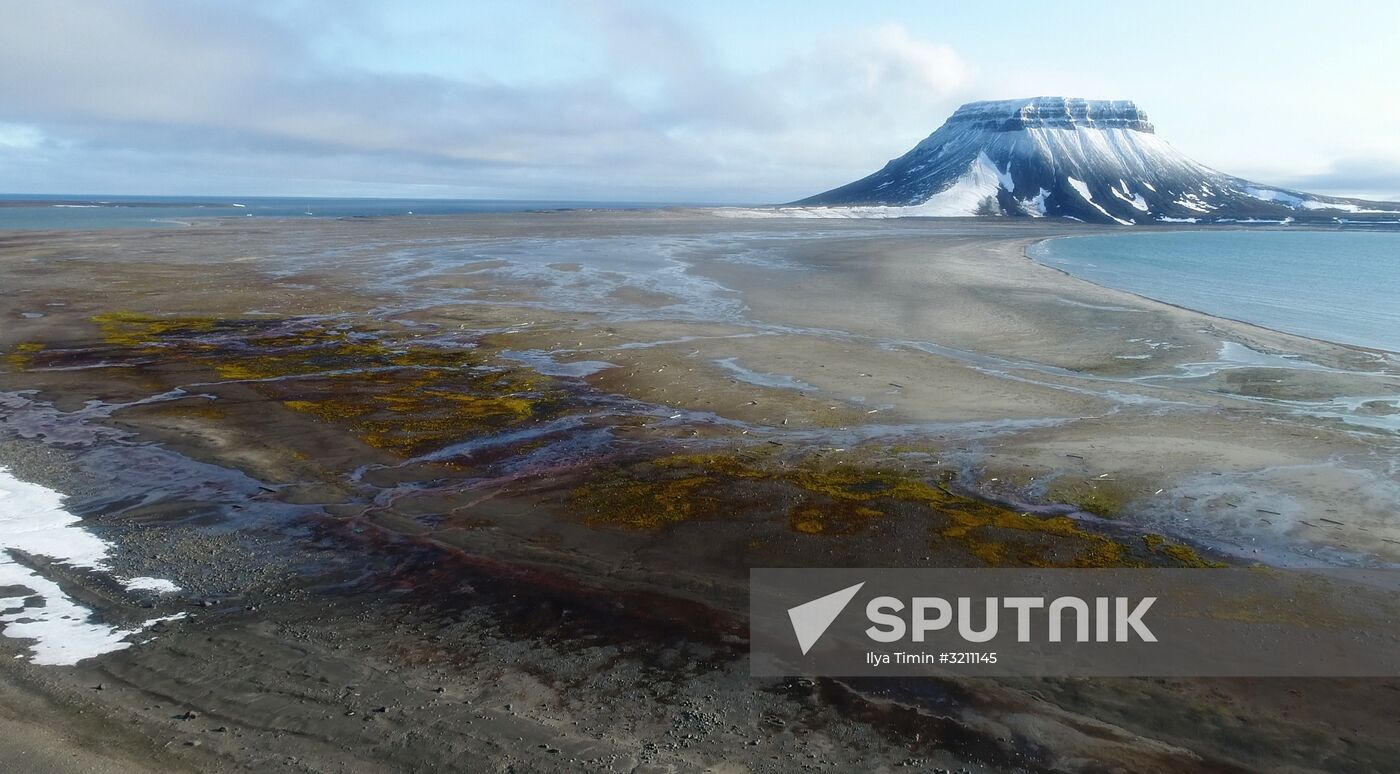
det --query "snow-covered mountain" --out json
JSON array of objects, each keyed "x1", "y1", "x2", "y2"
[{"x1": 793, "y1": 97, "x2": 1400, "y2": 224}]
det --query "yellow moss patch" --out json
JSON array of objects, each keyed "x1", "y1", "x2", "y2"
[
  {"x1": 570, "y1": 453, "x2": 1221, "y2": 568},
  {"x1": 275, "y1": 366, "x2": 557, "y2": 456},
  {"x1": 92, "y1": 312, "x2": 220, "y2": 348},
  {"x1": 1161, "y1": 542, "x2": 1226, "y2": 568},
  {"x1": 573, "y1": 469, "x2": 718, "y2": 529},
  {"x1": 574, "y1": 456, "x2": 1153, "y2": 565},
  {"x1": 86, "y1": 312, "x2": 568, "y2": 457},
  {"x1": 4, "y1": 342, "x2": 45, "y2": 370}
]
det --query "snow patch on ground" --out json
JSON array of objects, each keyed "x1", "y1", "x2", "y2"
[
  {"x1": 0, "y1": 466, "x2": 183, "y2": 665},
  {"x1": 125, "y1": 577, "x2": 182, "y2": 594}
]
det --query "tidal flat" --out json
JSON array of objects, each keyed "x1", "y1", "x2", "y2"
[{"x1": 1, "y1": 212, "x2": 1399, "y2": 771}]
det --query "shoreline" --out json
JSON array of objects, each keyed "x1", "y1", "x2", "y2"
[{"x1": 1024, "y1": 229, "x2": 1400, "y2": 358}]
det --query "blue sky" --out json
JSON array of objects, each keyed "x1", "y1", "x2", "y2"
[{"x1": 2, "y1": 0, "x2": 1398, "y2": 202}]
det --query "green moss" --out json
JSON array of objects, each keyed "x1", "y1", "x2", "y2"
[
  {"x1": 1076, "y1": 490, "x2": 1125, "y2": 517},
  {"x1": 1046, "y1": 477, "x2": 1131, "y2": 518}
]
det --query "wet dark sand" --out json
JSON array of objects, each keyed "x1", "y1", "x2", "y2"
[{"x1": 1, "y1": 212, "x2": 1399, "y2": 772}]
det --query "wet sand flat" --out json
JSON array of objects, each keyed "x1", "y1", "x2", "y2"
[{"x1": 1, "y1": 212, "x2": 1399, "y2": 772}]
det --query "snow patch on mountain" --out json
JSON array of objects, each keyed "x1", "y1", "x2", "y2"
[
  {"x1": 907, "y1": 152, "x2": 1004, "y2": 215},
  {"x1": 1245, "y1": 186, "x2": 1304, "y2": 205},
  {"x1": 1068, "y1": 177, "x2": 1133, "y2": 225},
  {"x1": 1111, "y1": 182, "x2": 1149, "y2": 211},
  {"x1": 1021, "y1": 187, "x2": 1050, "y2": 217},
  {"x1": 717, "y1": 151, "x2": 1006, "y2": 219}
]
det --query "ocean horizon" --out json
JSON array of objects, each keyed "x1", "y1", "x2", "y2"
[{"x1": 0, "y1": 193, "x2": 721, "y2": 230}]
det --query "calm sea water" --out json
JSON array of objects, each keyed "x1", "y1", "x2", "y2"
[
  {"x1": 1031, "y1": 230, "x2": 1400, "y2": 353},
  {"x1": 0, "y1": 194, "x2": 679, "y2": 230}
]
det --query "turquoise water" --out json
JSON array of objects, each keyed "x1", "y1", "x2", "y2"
[
  {"x1": 0, "y1": 195, "x2": 680, "y2": 230},
  {"x1": 1030, "y1": 230, "x2": 1400, "y2": 353}
]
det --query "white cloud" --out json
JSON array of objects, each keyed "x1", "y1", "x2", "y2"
[
  {"x1": 856, "y1": 23, "x2": 973, "y2": 95},
  {"x1": 0, "y1": 124, "x2": 43, "y2": 150},
  {"x1": 0, "y1": 2, "x2": 968, "y2": 200}
]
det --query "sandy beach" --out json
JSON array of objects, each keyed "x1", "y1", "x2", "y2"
[{"x1": 2, "y1": 211, "x2": 1399, "y2": 772}]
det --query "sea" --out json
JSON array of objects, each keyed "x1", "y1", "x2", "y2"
[
  {"x1": 1030, "y1": 230, "x2": 1400, "y2": 353},
  {"x1": 0, "y1": 194, "x2": 685, "y2": 230}
]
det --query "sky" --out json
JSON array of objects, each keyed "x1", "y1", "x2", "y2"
[{"x1": 2, "y1": 0, "x2": 1398, "y2": 203}]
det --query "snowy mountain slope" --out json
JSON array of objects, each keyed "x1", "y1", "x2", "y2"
[{"x1": 794, "y1": 97, "x2": 1400, "y2": 224}]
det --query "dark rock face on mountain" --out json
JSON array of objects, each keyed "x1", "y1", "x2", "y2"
[{"x1": 796, "y1": 97, "x2": 1400, "y2": 224}]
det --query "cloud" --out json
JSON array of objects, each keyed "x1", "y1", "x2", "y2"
[
  {"x1": 0, "y1": 0, "x2": 974, "y2": 200},
  {"x1": 0, "y1": 124, "x2": 44, "y2": 151},
  {"x1": 1274, "y1": 158, "x2": 1400, "y2": 203}
]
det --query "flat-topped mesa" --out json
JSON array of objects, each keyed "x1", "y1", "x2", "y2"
[
  {"x1": 947, "y1": 97, "x2": 1154, "y2": 133},
  {"x1": 795, "y1": 96, "x2": 1400, "y2": 221}
]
